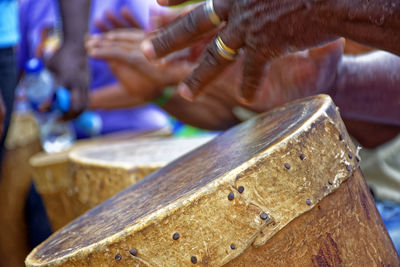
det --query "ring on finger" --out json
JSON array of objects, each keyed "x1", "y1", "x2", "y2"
[
  {"x1": 204, "y1": 0, "x2": 222, "y2": 26},
  {"x1": 215, "y1": 35, "x2": 238, "y2": 61}
]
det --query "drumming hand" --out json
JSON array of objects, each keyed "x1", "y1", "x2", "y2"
[
  {"x1": 144, "y1": 0, "x2": 400, "y2": 104},
  {"x1": 142, "y1": 0, "x2": 337, "y2": 103},
  {"x1": 47, "y1": 43, "x2": 89, "y2": 120},
  {"x1": 86, "y1": 29, "x2": 192, "y2": 101},
  {"x1": 251, "y1": 39, "x2": 344, "y2": 112}
]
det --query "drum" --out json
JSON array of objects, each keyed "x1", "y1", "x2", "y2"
[
  {"x1": 31, "y1": 135, "x2": 213, "y2": 230},
  {"x1": 26, "y1": 95, "x2": 399, "y2": 266},
  {"x1": 30, "y1": 128, "x2": 171, "y2": 230}
]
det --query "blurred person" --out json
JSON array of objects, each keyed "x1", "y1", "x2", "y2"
[{"x1": 18, "y1": 0, "x2": 170, "y2": 139}]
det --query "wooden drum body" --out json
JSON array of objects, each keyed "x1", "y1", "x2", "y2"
[{"x1": 26, "y1": 95, "x2": 399, "y2": 266}]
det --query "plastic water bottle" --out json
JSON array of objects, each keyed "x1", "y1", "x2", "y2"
[{"x1": 24, "y1": 58, "x2": 76, "y2": 153}]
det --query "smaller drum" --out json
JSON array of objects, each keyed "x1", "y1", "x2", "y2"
[
  {"x1": 30, "y1": 128, "x2": 171, "y2": 230},
  {"x1": 32, "y1": 136, "x2": 213, "y2": 230}
]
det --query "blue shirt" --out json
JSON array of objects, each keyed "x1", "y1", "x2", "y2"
[{"x1": 0, "y1": 0, "x2": 19, "y2": 48}]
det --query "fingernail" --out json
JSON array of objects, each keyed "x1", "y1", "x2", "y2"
[
  {"x1": 141, "y1": 40, "x2": 156, "y2": 59},
  {"x1": 178, "y1": 84, "x2": 193, "y2": 102}
]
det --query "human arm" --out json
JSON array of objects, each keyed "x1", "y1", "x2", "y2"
[
  {"x1": 47, "y1": 0, "x2": 91, "y2": 119},
  {"x1": 334, "y1": 51, "x2": 400, "y2": 126}
]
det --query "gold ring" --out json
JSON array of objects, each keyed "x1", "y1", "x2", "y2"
[
  {"x1": 204, "y1": 0, "x2": 221, "y2": 26},
  {"x1": 215, "y1": 36, "x2": 237, "y2": 61}
]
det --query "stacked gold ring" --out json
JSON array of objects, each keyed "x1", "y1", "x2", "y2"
[
  {"x1": 215, "y1": 36, "x2": 238, "y2": 61},
  {"x1": 204, "y1": 0, "x2": 222, "y2": 26}
]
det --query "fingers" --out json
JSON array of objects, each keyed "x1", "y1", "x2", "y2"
[
  {"x1": 120, "y1": 6, "x2": 140, "y2": 28},
  {"x1": 177, "y1": 27, "x2": 242, "y2": 101},
  {"x1": 240, "y1": 49, "x2": 268, "y2": 104},
  {"x1": 95, "y1": 8, "x2": 141, "y2": 32},
  {"x1": 89, "y1": 43, "x2": 143, "y2": 63},
  {"x1": 86, "y1": 29, "x2": 145, "y2": 56},
  {"x1": 142, "y1": 0, "x2": 230, "y2": 59},
  {"x1": 95, "y1": 10, "x2": 126, "y2": 32},
  {"x1": 86, "y1": 32, "x2": 144, "y2": 61},
  {"x1": 105, "y1": 10, "x2": 126, "y2": 29},
  {"x1": 91, "y1": 29, "x2": 145, "y2": 43},
  {"x1": 94, "y1": 20, "x2": 110, "y2": 33}
]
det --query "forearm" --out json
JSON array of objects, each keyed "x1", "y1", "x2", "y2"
[
  {"x1": 58, "y1": 0, "x2": 91, "y2": 51},
  {"x1": 317, "y1": 0, "x2": 400, "y2": 55},
  {"x1": 333, "y1": 51, "x2": 400, "y2": 125}
]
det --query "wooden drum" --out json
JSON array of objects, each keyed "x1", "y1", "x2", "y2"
[
  {"x1": 26, "y1": 95, "x2": 399, "y2": 266},
  {"x1": 31, "y1": 136, "x2": 212, "y2": 230}
]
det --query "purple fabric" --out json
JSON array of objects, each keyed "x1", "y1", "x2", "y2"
[{"x1": 18, "y1": 0, "x2": 169, "y2": 134}]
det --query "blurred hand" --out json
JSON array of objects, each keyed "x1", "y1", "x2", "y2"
[
  {"x1": 0, "y1": 94, "x2": 5, "y2": 137},
  {"x1": 47, "y1": 43, "x2": 89, "y2": 120},
  {"x1": 86, "y1": 29, "x2": 193, "y2": 102}
]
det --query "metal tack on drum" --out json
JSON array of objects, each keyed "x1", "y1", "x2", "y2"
[
  {"x1": 238, "y1": 186, "x2": 244, "y2": 194},
  {"x1": 172, "y1": 233, "x2": 180, "y2": 240},
  {"x1": 129, "y1": 248, "x2": 138, "y2": 257}
]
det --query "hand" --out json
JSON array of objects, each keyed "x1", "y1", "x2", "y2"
[
  {"x1": 86, "y1": 29, "x2": 192, "y2": 102},
  {"x1": 47, "y1": 43, "x2": 89, "y2": 119},
  {"x1": 0, "y1": 94, "x2": 5, "y2": 137},
  {"x1": 251, "y1": 39, "x2": 344, "y2": 112},
  {"x1": 142, "y1": 0, "x2": 337, "y2": 103}
]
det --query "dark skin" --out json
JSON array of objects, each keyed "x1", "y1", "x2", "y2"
[
  {"x1": 46, "y1": 0, "x2": 91, "y2": 120},
  {"x1": 88, "y1": 8, "x2": 400, "y2": 148},
  {"x1": 142, "y1": 0, "x2": 400, "y2": 103}
]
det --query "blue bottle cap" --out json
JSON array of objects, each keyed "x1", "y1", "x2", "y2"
[
  {"x1": 24, "y1": 58, "x2": 44, "y2": 74},
  {"x1": 75, "y1": 111, "x2": 102, "y2": 137},
  {"x1": 54, "y1": 87, "x2": 71, "y2": 113}
]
